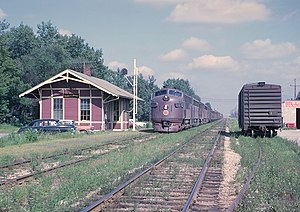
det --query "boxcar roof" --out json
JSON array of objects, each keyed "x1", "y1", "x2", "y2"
[
  {"x1": 242, "y1": 82, "x2": 281, "y2": 88},
  {"x1": 19, "y1": 69, "x2": 143, "y2": 101}
]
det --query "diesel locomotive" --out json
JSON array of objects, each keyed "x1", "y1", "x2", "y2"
[{"x1": 151, "y1": 88, "x2": 222, "y2": 132}]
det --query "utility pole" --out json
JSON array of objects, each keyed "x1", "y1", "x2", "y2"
[
  {"x1": 290, "y1": 78, "x2": 299, "y2": 100},
  {"x1": 133, "y1": 59, "x2": 138, "y2": 131}
]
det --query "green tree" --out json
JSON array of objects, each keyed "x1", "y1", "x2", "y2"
[
  {"x1": 21, "y1": 43, "x2": 71, "y2": 86},
  {"x1": 0, "y1": 21, "x2": 32, "y2": 124},
  {"x1": 37, "y1": 21, "x2": 59, "y2": 45},
  {"x1": 0, "y1": 36, "x2": 14, "y2": 122},
  {"x1": 0, "y1": 20, "x2": 9, "y2": 34},
  {"x1": 137, "y1": 74, "x2": 158, "y2": 121},
  {"x1": 63, "y1": 34, "x2": 86, "y2": 58},
  {"x1": 6, "y1": 23, "x2": 37, "y2": 59}
]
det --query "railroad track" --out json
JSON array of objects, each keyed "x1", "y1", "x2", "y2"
[
  {"x1": 81, "y1": 120, "x2": 263, "y2": 211},
  {"x1": 227, "y1": 141, "x2": 262, "y2": 211},
  {"x1": 0, "y1": 134, "x2": 157, "y2": 186},
  {"x1": 81, "y1": 120, "x2": 226, "y2": 211},
  {"x1": 185, "y1": 126, "x2": 263, "y2": 211},
  {"x1": 0, "y1": 134, "x2": 154, "y2": 169}
]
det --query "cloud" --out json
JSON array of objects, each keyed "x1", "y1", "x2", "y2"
[
  {"x1": 182, "y1": 37, "x2": 212, "y2": 52},
  {"x1": 107, "y1": 61, "x2": 128, "y2": 70},
  {"x1": 159, "y1": 49, "x2": 187, "y2": 61},
  {"x1": 283, "y1": 10, "x2": 300, "y2": 21},
  {"x1": 241, "y1": 39, "x2": 297, "y2": 59},
  {"x1": 0, "y1": 8, "x2": 7, "y2": 19},
  {"x1": 138, "y1": 66, "x2": 155, "y2": 76},
  {"x1": 168, "y1": 0, "x2": 270, "y2": 24},
  {"x1": 188, "y1": 54, "x2": 239, "y2": 70},
  {"x1": 107, "y1": 62, "x2": 154, "y2": 76},
  {"x1": 293, "y1": 56, "x2": 300, "y2": 64},
  {"x1": 58, "y1": 28, "x2": 72, "y2": 36}
]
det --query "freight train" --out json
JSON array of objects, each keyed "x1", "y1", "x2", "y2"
[
  {"x1": 238, "y1": 82, "x2": 282, "y2": 137},
  {"x1": 151, "y1": 88, "x2": 222, "y2": 132}
]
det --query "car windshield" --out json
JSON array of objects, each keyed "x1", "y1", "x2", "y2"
[{"x1": 49, "y1": 120, "x2": 57, "y2": 126}]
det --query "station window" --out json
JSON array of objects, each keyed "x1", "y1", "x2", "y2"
[
  {"x1": 53, "y1": 98, "x2": 63, "y2": 119},
  {"x1": 80, "y1": 99, "x2": 90, "y2": 121}
]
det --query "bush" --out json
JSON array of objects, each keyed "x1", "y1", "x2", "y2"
[{"x1": 0, "y1": 130, "x2": 39, "y2": 147}]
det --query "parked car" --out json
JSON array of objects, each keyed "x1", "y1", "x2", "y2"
[
  {"x1": 18, "y1": 119, "x2": 76, "y2": 133},
  {"x1": 60, "y1": 119, "x2": 94, "y2": 133}
]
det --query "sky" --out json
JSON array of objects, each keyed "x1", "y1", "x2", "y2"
[{"x1": 1, "y1": 0, "x2": 300, "y2": 116}]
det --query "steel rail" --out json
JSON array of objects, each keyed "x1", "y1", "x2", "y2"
[
  {"x1": 0, "y1": 134, "x2": 152, "y2": 169},
  {"x1": 81, "y1": 138, "x2": 194, "y2": 212},
  {"x1": 0, "y1": 135, "x2": 156, "y2": 186},
  {"x1": 182, "y1": 123, "x2": 224, "y2": 211},
  {"x1": 0, "y1": 157, "x2": 91, "y2": 186},
  {"x1": 227, "y1": 142, "x2": 262, "y2": 212},
  {"x1": 80, "y1": 122, "x2": 223, "y2": 212}
]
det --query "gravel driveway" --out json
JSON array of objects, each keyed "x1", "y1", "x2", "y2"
[{"x1": 278, "y1": 130, "x2": 300, "y2": 146}]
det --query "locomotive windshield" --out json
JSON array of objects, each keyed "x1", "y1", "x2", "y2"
[
  {"x1": 169, "y1": 90, "x2": 182, "y2": 97},
  {"x1": 154, "y1": 89, "x2": 182, "y2": 97},
  {"x1": 154, "y1": 90, "x2": 167, "y2": 96}
]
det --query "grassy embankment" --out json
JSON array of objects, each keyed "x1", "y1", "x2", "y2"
[
  {"x1": 0, "y1": 124, "x2": 18, "y2": 134},
  {"x1": 228, "y1": 119, "x2": 300, "y2": 211},
  {"x1": 0, "y1": 122, "x2": 215, "y2": 211}
]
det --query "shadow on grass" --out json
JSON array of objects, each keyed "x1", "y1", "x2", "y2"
[
  {"x1": 221, "y1": 130, "x2": 243, "y2": 138},
  {"x1": 137, "y1": 128, "x2": 155, "y2": 133}
]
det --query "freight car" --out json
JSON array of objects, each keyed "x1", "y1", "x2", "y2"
[
  {"x1": 151, "y1": 88, "x2": 222, "y2": 132},
  {"x1": 238, "y1": 82, "x2": 282, "y2": 137}
]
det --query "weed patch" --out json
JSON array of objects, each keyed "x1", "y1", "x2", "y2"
[
  {"x1": 229, "y1": 119, "x2": 300, "y2": 211},
  {"x1": 0, "y1": 124, "x2": 211, "y2": 211}
]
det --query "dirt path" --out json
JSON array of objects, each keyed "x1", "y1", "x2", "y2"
[{"x1": 219, "y1": 126, "x2": 241, "y2": 208}]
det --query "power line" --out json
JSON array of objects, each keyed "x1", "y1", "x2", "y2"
[
  {"x1": 201, "y1": 97, "x2": 236, "y2": 102},
  {"x1": 290, "y1": 78, "x2": 300, "y2": 100}
]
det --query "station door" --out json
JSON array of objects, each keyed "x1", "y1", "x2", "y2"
[{"x1": 296, "y1": 108, "x2": 300, "y2": 129}]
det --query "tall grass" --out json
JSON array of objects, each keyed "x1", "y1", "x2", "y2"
[
  {"x1": 0, "y1": 130, "x2": 78, "y2": 148},
  {"x1": 0, "y1": 124, "x2": 18, "y2": 133},
  {"x1": 229, "y1": 119, "x2": 300, "y2": 211},
  {"x1": 0, "y1": 124, "x2": 211, "y2": 211}
]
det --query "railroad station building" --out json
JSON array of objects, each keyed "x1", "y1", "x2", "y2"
[
  {"x1": 282, "y1": 100, "x2": 300, "y2": 129},
  {"x1": 19, "y1": 69, "x2": 140, "y2": 131}
]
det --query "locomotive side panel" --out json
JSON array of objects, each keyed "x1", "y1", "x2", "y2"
[{"x1": 192, "y1": 99, "x2": 200, "y2": 126}]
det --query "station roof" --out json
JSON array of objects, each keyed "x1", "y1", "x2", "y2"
[{"x1": 19, "y1": 69, "x2": 143, "y2": 101}]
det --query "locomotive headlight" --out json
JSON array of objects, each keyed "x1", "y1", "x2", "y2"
[
  {"x1": 163, "y1": 104, "x2": 168, "y2": 110},
  {"x1": 163, "y1": 95, "x2": 169, "y2": 101}
]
